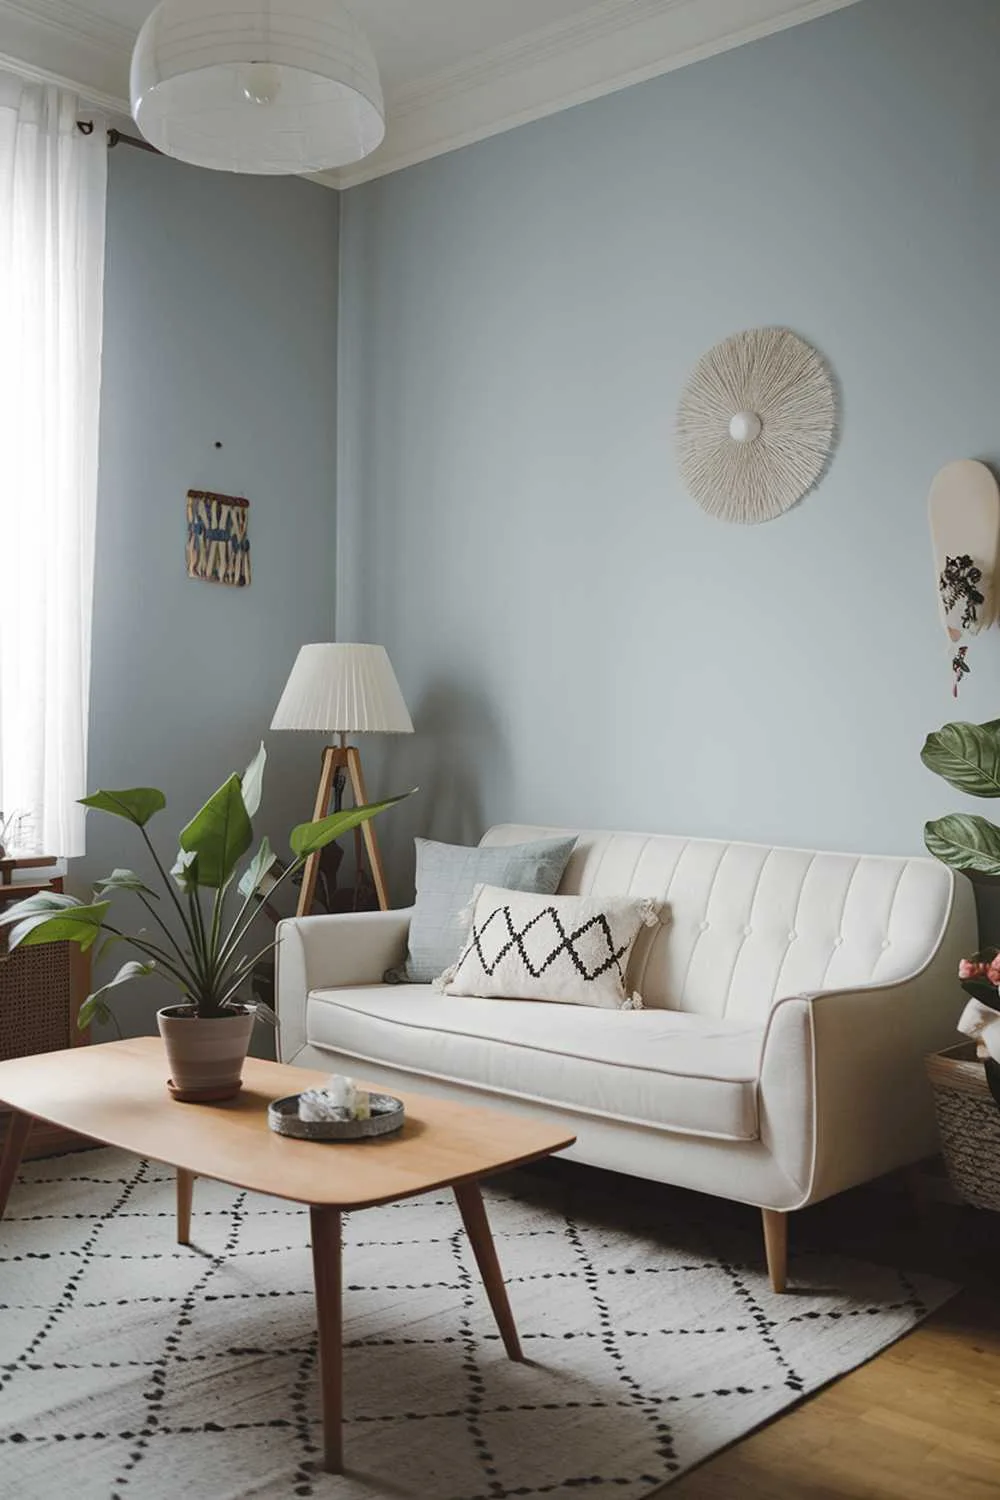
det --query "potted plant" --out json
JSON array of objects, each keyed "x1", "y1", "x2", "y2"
[
  {"x1": 922, "y1": 717, "x2": 1000, "y2": 1208},
  {"x1": 0, "y1": 745, "x2": 411, "y2": 1102}
]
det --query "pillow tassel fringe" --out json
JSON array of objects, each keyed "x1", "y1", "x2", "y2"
[
  {"x1": 622, "y1": 993, "x2": 645, "y2": 1012},
  {"x1": 455, "y1": 882, "x2": 485, "y2": 930}
]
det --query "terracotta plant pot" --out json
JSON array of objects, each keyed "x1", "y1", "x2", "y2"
[{"x1": 157, "y1": 1005, "x2": 255, "y2": 1103}]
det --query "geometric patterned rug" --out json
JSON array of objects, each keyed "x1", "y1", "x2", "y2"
[{"x1": 0, "y1": 1148, "x2": 955, "y2": 1500}]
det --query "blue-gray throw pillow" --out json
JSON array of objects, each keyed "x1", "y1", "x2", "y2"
[{"x1": 389, "y1": 835, "x2": 577, "y2": 985}]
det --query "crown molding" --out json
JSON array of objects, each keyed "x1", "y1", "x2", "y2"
[
  {"x1": 390, "y1": 0, "x2": 689, "y2": 116},
  {"x1": 332, "y1": 0, "x2": 862, "y2": 189},
  {"x1": 0, "y1": 0, "x2": 131, "y2": 111},
  {"x1": 0, "y1": 49, "x2": 127, "y2": 114},
  {"x1": 0, "y1": 0, "x2": 861, "y2": 192},
  {"x1": 2, "y1": 0, "x2": 132, "y2": 52}
]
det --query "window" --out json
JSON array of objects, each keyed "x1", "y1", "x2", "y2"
[{"x1": 0, "y1": 78, "x2": 107, "y2": 857}]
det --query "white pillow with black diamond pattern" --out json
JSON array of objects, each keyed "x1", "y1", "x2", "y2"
[{"x1": 437, "y1": 884, "x2": 663, "y2": 1010}]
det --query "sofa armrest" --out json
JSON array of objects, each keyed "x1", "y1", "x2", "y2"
[
  {"x1": 275, "y1": 908, "x2": 413, "y2": 1064},
  {"x1": 758, "y1": 971, "x2": 967, "y2": 1209}
]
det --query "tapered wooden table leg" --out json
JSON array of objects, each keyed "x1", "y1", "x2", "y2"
[
  {"x1": 176, "y1": 1168, "x2": 195, "y2": 1246},
  {"x1": 0, "y1": 1109, "x2": 33, "y2": 1220},
  {"x1": 310, "y1": 1205, "x2": 343, "y2": 1474},
  {"x1": 454, "y1": 1180, "x2": 523, "y2": 1361}
]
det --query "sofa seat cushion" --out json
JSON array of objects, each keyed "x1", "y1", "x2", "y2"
[{"x1": 305, "y1": 986, "x2": 764, "y2": 1141}]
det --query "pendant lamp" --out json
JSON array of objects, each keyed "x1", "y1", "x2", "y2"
[{"x1": 130, "y1": 0, "x2": 385, "y2": 175}]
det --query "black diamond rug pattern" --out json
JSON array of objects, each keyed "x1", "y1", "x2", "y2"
[{"x1": 0, "y1": 1148, "x2": 953, "y2": 1499}]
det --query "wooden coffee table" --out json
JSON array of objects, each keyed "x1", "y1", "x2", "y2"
[{"x1": 0, "y1": 1038, "x2": 575, "y2": 1473}]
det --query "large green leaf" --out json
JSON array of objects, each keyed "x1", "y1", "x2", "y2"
[
  {"x1": 924, "y1": 814, "x2": 1000, "y2": 876},
  {"x1": 78, "y1": 960, "x2": 155, "y2": 1032},
  {"x1": 921, "y1": 722, "x2": 1000, "y2": 798},
  {"x1": 79, "y1": 788, "x2": 166, "y2": 826},
  {"x1": 93, "y1": 868, "x2": 160, "y2": 900},
  {"x1": 241, "y1": 742, "x2": 266, "y2": 820},
  {"x1": 0, "y1": 891, "x2": 81, "y2": 928},
  {"x1": 289, "y1": 791, "x2": 414, "y2": 859},
  {"x1": 238, "y1": 836, "x2": 276, "y2": 900},
  {"x1": 179, "y1": 774, "x2": 252, "y2": 889},
  {"x1": 8, "y1": 901, "x2": 111, "y2": 952},
  {"x1": 78, "y1": 994, "x2": 114, "y2": 1032}
]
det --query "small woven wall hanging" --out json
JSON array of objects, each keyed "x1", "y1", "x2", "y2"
[
  {"x1": 675, "y1": 327, "x2": 837, "y2": 524},
  {"x1": 186, "y1": 490, "x2": 251, "y2": 587}
]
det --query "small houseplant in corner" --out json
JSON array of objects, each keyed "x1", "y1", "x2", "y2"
[
  {"x1": 922, "y1": 716, "x2": 1000, "y2": 1208},
  {"x1": 0, "y1": 746, "x2": 411, "y2": 1102}
]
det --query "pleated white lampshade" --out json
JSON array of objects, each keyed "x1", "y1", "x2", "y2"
[{"x1": 271, "y1": 644, "x2": 413, "y2": 735}]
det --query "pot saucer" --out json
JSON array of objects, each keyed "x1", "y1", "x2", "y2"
[{"x1": 166, "y1": 1077, "x2": 242, "y2": 1104}]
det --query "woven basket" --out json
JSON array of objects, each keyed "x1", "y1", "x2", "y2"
[
  {"x1": 0, "y1": 940, "x2": 75, "y2": 1061},
  {"x1": 926, "y1": 1042, "x2": 1000, "y2": 1211}
]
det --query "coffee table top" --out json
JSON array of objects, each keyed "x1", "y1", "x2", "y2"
[{"x1": 0, "y1": 1038, "x2": 575, "y2": 1208}]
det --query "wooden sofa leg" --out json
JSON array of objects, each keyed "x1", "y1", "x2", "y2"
[{"x1": 762, "y1": 1208, "x2": 788, "y2": 1293}]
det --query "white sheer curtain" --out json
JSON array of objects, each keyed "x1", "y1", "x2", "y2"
[{"x1": 0, "y1": 79, "x2": 107, "y2": 857}]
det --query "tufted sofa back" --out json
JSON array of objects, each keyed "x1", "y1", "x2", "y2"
[{"x1": 479, "y1": 825, "x2": 967, "y2": 1023}]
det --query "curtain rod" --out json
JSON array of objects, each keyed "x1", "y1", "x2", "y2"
[{"x1": 77, "y1": 121, "x2": 162, "y2": 156}]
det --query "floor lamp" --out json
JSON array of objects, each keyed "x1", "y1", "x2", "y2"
[{"x1": 271, "y1": 643, "x2": 414, "y2": 917}]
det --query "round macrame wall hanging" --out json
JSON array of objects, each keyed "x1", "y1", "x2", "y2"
[{"x1": 675, "y1": 327, "x2": 837, "y2": 524}]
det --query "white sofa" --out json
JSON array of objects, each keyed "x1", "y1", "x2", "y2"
[{"x1": 276, "y1": 824, "x2": 976, "y2": 1290}]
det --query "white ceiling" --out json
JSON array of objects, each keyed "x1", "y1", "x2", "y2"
[
  {"x1": 0, "y1": 0, "x2": 860, "y2": 187},
  {"x1": 84, "y1": 0, "x2": 600, "y2": 93}
]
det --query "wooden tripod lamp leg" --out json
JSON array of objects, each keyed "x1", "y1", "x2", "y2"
[
  {"x1": 296, "y1": 742, "x2": 391, "y2": 917},
  {"x1": 297, "y1": 747, "x2": 342, "y2": 919},
  {"x1": 346, "y1": 747, "x2": 390, "y2": 912}
]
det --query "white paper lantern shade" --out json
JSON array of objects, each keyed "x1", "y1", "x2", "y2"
[
  {"x1": 131, "y1": 0, "x2": 385, "y2": 175},
  {"x1": 676, "y1": 328, "x2": 837, "y2": 525}
]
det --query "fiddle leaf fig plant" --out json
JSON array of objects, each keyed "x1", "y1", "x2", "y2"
[
  {"x1": 923, "y1": 720, "x2": 1000, "y2": 877},
  {"x1": 923, "y1": 716, "x2": 1000, "y2": 1108},
  {"x1": 0, "y1": 744, "x2": 413, "y2": 1035}
]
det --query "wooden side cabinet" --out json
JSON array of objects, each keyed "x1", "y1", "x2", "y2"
[{"x1": 0, "y1": 857, "x2": 94, "y2": 1160}]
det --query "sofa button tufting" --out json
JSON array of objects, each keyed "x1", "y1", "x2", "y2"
[
  {"x1": 788, "y1": 932, "x2": 797, "y2": 942},
  {"x1": 743, "y1": 926, "x2": 753, "y2": 937}
]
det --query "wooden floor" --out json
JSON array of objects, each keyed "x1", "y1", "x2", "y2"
[
  {"x1": 543, "y1": 1158, "x2": 1000, "y2": 1500},
  {"x1": 663, "y1": 1289, "x2": 1000, "y2": 1498}
]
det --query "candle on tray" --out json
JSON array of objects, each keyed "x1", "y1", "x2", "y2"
[{"x1": 298, "y1": 1075, "x2": 370, "y2": 1123}]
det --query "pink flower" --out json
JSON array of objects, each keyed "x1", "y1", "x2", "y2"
[{"x1": 959, "y1": 959, "x2": 986, "y2": 980}]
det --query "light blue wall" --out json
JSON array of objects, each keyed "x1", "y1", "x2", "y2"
[
  {"x1": 337, "y1": 0, "x2": 1000, "y2": 895},
  {"x1": 85, "y1": 149, "x2": 339, "y2": 1030}
]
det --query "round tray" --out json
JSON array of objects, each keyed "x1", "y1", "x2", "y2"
[{"x1": 268, "y1": 1091, "x2": 405, "y2": 1142}]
